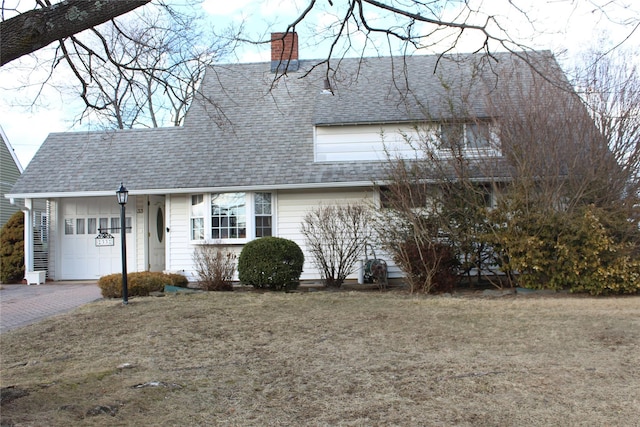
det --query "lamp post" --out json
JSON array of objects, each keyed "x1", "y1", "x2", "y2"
[{"x1": 116, "y1": 183, "x2": 129, "y2": 304}]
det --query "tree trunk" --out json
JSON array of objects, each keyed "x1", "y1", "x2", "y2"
[{"x1": 1, "y1": 0, "x2": 150, "y2": 66}]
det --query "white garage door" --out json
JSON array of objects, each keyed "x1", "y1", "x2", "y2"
[{"x1": 60, "y1": 197, "x2": 135, "y2": 280}]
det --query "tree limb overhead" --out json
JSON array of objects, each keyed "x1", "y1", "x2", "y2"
[{"x1": 0, "y1": 0, "x2": 151, "y2": 66}]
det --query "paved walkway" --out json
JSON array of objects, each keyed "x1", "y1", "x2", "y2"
[{"x1": 0, "y1": 282, "x2": 102, "y2": 334}]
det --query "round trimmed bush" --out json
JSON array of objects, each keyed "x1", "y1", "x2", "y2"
[{"x1": 238, "y1": 237, "x2": 304, "y2": 291}]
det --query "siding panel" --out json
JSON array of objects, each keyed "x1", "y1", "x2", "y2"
[
  {"x1": 278, "y1": 188, "x2": 376, "y2": 280},
  {"x1": 315, "y1": 124, "x2": 434, "y2": 162}
]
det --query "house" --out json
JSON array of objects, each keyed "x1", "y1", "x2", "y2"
[
  {"x1": 1, "y1": 125, "x2": 23, "y2": 227},
  {"x1": 6, "y1": 33, "x2": 570, "y2": 282},
  {"x1": 1, "y1": 126, "x2": 49, "y2": 280}
]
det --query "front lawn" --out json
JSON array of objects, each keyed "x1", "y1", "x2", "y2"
[{"x1": 1, "y1": 291, "x2": 639, "y2": 426}]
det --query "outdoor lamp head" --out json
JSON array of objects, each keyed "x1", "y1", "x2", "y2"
[{"x1": 116, "y1": 183, "x2": 128, "y2": 205}]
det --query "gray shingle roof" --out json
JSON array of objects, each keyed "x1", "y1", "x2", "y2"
[{"x1": 8, "y1": 51, "x2": 562, "y2": 196}]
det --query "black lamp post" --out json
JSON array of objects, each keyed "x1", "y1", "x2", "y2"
[{"x1": 116, "y1": 183, "x2": 129, "y2": 304}]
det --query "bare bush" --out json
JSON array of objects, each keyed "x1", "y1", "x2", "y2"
[
  {"x1": 376, "y1": 51, "x2": 640, "y2": 293},
  {"x1": 192, "y1": 244, "x2": 236, "y2": 291},
  {"x1": 301, "y1": 204, "x2": 372, "y2": 287}
]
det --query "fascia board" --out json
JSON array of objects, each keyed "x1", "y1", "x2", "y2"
[{"x1": 4, "y1": 181, "x2": 380, "y2": 199}]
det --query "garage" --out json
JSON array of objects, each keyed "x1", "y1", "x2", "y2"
[{"x1": 59, "y1": 197, "x2": 135, "y2": 280}]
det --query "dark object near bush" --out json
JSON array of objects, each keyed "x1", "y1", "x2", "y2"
[
  {"x1": 98, "y1": 271, "x2": 188, "y2": 298},
  {"x1": 238, "y1": 237, "x2": 304, "y2": 291},
  {"x1": 0, "y1": 211, "x2": 24, "y2": 284}
]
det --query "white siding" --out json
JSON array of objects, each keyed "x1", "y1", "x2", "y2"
[
  {"x1": 48, "y1": 199, "x2": 59, "y2": 280},
  {"x1": 315, "y1": 123, "x2": 501, "y2": 162},
  {"x1": 315, "y1": 124, "x2": 433, "y2": 162},
  {"x1": 166, "y1": 194, "x2": 197, "y2": 280},
  {"x1": 277, "y1": 188, "x2": 377, "y2": 280},
  {"x1": 164, "y1": 189, "x2": 401, "y2": 282}
]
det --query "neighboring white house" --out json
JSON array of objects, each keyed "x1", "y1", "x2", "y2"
[{"x1": 6, "y1": 33, "x2": 570, "y2": 282}]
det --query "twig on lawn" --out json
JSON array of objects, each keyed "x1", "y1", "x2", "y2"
[{"x1": 436, "y1": 371, "x2": 505, "y2": 381}]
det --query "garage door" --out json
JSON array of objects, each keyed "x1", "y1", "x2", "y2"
[{"x1": 60, "y1": 197, "x2": 135, "y2": 280}]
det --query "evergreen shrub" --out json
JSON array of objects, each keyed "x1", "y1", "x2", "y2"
[
  {"x1": 0, "y1": 211, "x2": 24, "y2": 283},
  {"x1": 237, "y1": 237, "x2": 304, "y2": 291},
  {"x1": 490, "y1": 205, "x2": 640, "y2": 295}
]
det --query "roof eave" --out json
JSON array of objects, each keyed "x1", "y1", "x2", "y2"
[{"x1": 4, "y1": 180, "x2": 382, "y2": 199}]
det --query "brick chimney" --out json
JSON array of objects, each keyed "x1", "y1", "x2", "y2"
[{"x1": 271, "y1": 32, "x2": 299, "y2": 72}]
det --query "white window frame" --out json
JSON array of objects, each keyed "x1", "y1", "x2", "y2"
[
  {"x1": 190, "y1": 194, "x2": 205, "y2": 241},
  {"x1": 189, "y1": 192, "x2": 276, "y2": 243}
]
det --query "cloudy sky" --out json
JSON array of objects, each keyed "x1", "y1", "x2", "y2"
[{"x1": 1, "y1": 0, "x2": 638, "y2": 167}]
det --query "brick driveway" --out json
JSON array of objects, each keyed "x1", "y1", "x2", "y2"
[{"x1": 0, "y1": 282, "x2": 102, "y2": 334}]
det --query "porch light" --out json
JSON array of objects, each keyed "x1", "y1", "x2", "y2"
[
  {"x1": 116, "y1": 183, "x2": 129, "y2": 205},
  {"x1": 116, "y1": 183, "x2": 128, "y2": 304}
]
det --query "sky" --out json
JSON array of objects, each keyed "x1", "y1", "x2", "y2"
[{"x1": 1, "y1": 0, "x2": 639, "y2": 168}]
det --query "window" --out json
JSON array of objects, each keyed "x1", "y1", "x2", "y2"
[
  {"x1": 111, "y1": 217, "x2": 120, "y2": 234},
  {"x1": 156, "y1": 208, "x2": 164, "y2": 242},
  {"x1": 379, "y1": 185, "x2": 432, "y2": 209},
  {"x1": 64, "y1": 219, "x2": 74, "y2": 235},
  {"x1": 211, "y1": 192, "x2": 246, "y2": 239},
  {"x1": 465, "y1": 123, "x2": 492, "y2": 149},
  {"x1": 76, "y1": 218, "x2": 85, "y2": 235},
  {"x1": 191, "y1": 195, "x2": 205, "y2": 240},
  {"x1": 442, "y1": 183, "x2": 494, "y2": 209},
  {"x1": 99, "y1": 218, "x2": 108, "y2": 234},
  {"x1": 440, "y1": 122, "x2": 493, "y2": 151},
  {"x1": 380, "y1": 183, "x2": 493, "y2": 211},
  {"x1": 88, "y1": 218, "x2": 97, "y2": 234},
  {"x1": 190, "y1": 192, "x2": 274, "y2": 242},
  {"x1": 255, "y1": 192, "x2": 272, "y2": 237}
]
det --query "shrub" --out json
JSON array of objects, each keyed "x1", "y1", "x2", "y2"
[
  {"x1": 300, "y1": 204, "x2": 372, "y2": 287},
  {"x1": 192, "y1": 244, "x2": 236, "y2": 291},
  {"x1": 98, "y1": 271, "x2": 188, "y2": 298},
  {"x1": 393, "y1": 239, "x2": 459, "y2": 293},
  {"x1": 489, "y1": 205, "x2": 640, "y2": 295},
  {"x1": 237, "y1": 237, "x2": 304, "y2": 291},
  {"x1": 0, "y1": 211, "x2": 24, "y2": 284}
]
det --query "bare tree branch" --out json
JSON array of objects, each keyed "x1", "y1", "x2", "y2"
[{"x1": 0, "y1": 0, "x2": 150, "y2": 66}]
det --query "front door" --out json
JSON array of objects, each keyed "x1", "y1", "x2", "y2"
[{"x1": 148, "y1": 195, "x2": 166, "y2": 272}]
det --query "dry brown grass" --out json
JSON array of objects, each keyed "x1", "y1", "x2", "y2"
[{"x1": 1, "y1": 290, "x2": 639, "y2": 426}]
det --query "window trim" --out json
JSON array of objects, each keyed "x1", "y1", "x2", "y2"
[{"x1": 189, "y1": 191, "x2": 276, "y2": 243}]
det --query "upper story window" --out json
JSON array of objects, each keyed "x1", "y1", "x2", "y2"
[
  {"x1": 439, "y1": 122, "x2": 494, "y2": 152},
  {"x1": 190, "y1": 192, "x2": 273, "y2": 242}
]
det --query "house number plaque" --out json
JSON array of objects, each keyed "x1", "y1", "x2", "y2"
[{"x1": 95, "y1": 232, "x2": 115, "y2": 247}]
